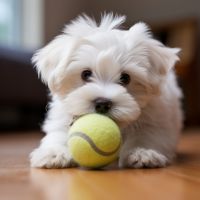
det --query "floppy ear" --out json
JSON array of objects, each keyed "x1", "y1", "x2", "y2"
[
  {"x1": 146, "y1": 39, "x2": 180, "y2": 76},
  {"x1": 32, "y1": 35, "x2": 68, "y2": 84},
  {"x1": 126, "y1": 22, "x2": 180, "y2": 96},
  {"x1": 32, "y1": 35, "x2": 86, "y2": 94},
  {"x1": 127, "y1": 22, "x2": 180, "y2": 75}
]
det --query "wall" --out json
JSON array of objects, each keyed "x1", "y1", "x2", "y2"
[
  {"x1": 84, "y1": 0, "x2": 200, "y2": 24},
  {"x1": 44, "y1": 0, "x2": 200, "y2": 42},
  {"x1": 44, "y1": 0, "x2": 86, "y2": 43}
]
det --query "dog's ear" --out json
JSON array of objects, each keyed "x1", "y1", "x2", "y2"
[
  {"x1": 32, "y1": 35, "x2": 86, "y2": 94},
  {"x1": 127, "y1": 22, "x2": 180, "y2": 95},
  {"x1": 32, "y1": 35, "x2": 71, "y2": 85},
  {"x1": 127, "y1": 22, "x2": 180, "y2": 75},
  {"x1": 146, "y1": 40, "x2": 180, "y2": 76}
]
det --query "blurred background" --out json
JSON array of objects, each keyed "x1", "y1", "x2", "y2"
[{"x1": 0, "y1": 0, "x2": 200, "y2": 131}]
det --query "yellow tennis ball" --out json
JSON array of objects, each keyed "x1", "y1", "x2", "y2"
[{"x1": 68, "y1": 113, "x2": 121, "y2": 168}]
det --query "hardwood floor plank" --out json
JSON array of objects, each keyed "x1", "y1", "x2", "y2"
[{"x1": 0, "y1": 129, "x2": 200, "y2": 200}]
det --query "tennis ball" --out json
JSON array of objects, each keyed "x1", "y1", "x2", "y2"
[{"x1": 68, "y1": 113, "x2": 121, "y2": 168}]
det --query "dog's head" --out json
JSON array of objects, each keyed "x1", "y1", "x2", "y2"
[{"x1": 33, "y1": 14, "x2": 179, "y2": 126}]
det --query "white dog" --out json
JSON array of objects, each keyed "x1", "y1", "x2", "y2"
[{"x1": 30, "y1": 14, "x2": 183, "y2": 168}]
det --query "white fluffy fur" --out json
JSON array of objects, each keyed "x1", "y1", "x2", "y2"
[{"x1": 30, "y1": 13, "x2": 183, "y2": 168}]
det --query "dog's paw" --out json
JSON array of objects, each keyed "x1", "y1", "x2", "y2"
[
  {"x1": 119, "y1": 148, "x2": 169, "y2": 168},
  {"x1": 30, "y1": 145, "x2": 77, "y2": 168}
]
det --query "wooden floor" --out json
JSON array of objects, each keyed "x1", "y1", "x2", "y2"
[{"x1": 0, "y1": 129, "x2": 200, "y2": 200}]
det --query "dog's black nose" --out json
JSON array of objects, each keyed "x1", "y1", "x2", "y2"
[{"x1": 94, "y1": 98, "x2": 112, "y2": 114}]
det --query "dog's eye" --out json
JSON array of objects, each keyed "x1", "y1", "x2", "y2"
[
  {"x1": 81, "y1": 70, "x2": 92, "y2": 82},
  {"x1": 119, "y1": 73, "x2": 131, "y2": 85}
]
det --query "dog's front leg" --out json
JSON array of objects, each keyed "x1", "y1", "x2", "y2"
[
  {"x1": 30, "y1": 131, "x2": 76, "y2": 168},
  {"x1": 118, "y1": 128, "x2": 173, "y2": 168}
]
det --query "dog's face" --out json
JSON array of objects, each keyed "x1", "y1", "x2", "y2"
[{"x1": 33, "y1": 14, "x2": 179, "y2": 126}]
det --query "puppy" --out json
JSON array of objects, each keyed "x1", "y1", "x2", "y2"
[{"x1": 30, "y1": 14, "x2": 183, "y2": 168}]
